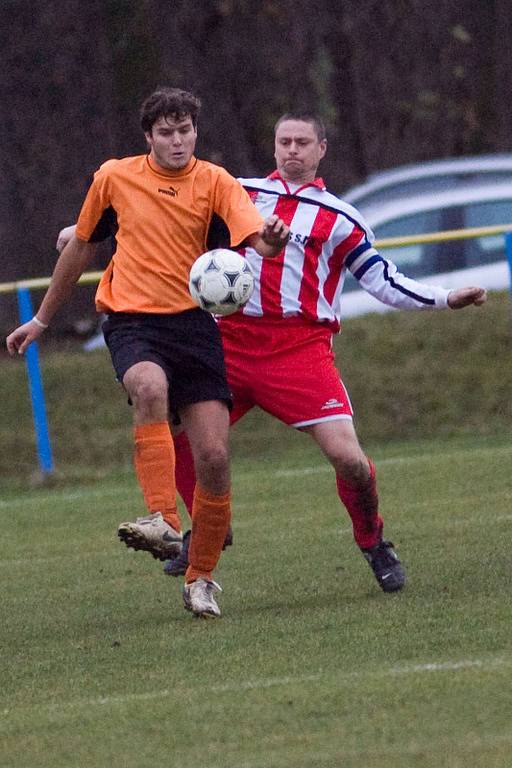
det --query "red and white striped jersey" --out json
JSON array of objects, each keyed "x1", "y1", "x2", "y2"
[{"x1": 237, "y1": 172, "x2": 450, "y2": 332}]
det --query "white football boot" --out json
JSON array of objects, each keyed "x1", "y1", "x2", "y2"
[
  {"x1": 117, "y1": 512, "x2": 182, "y2": 561},
  {"x1": 183, "y1": 578, "x2": 222, "y2": 618}
]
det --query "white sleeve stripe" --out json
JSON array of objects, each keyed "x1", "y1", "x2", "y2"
[
  {"x1": 348, "y1": 248, "x2": 380, "y2": 276},
  {"x1": 345, "y1": 239, "x2": 373, "y2": 267}
]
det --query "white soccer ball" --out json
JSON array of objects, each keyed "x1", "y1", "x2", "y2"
[{"x1": 189, "y1": 249, "x2": 254, "y2": 316}]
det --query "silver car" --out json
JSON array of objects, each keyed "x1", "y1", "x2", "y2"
[{"x1": 340, "y1": 156, "x2": 512, "y2": 318}]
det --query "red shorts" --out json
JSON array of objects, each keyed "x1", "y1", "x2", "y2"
[{"x1": 219, "y1": 314, "x2": 353, "y2": 428}]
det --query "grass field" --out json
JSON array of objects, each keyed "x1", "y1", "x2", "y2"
[{"x1": 1, "y1": 432, "x2": 512, "y2": 768}]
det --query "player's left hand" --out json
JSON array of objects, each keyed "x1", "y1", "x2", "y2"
[
  {"x1": 447, "y1": 286, "x2": 487, "y2": 309},
  {"x1": 260, "y1": 215, "x2": 290, "y2": 248}
]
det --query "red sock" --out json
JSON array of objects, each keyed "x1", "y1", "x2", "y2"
[
  {"x1": 336, "y1": 459, "x2": 383, "y2": 549},
  {"x1": 133, "y1": 422, "x2": 181, "y2": 532},
  {"x1": 185, "y1": 485, "x2": 231, "y2": 583},
  {"x1": 173, "y1": 431, "x2": 196, "y2": 516}
]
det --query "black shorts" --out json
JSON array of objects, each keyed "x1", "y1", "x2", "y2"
[{"x1": 102, "y1": 309, "x2": 232, "y2": 421}]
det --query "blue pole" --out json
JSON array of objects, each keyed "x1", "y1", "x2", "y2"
[
  {"x1": 506, "y1": 233, "x2": 512, "y2": 294},
  {"x1": 16, "y1": 288, "x2": 54, "y2": 475}
]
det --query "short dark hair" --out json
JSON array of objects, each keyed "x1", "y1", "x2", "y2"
[
  {"x1": 274, "y1": 112, "x2": 326, "y2": 142},
  {"x1": 140, "y1": 87, "x2": 201, "y2": 133}
]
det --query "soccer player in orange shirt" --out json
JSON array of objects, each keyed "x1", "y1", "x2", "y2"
[{"x1": 6, "y1": 87, "x2": 289, "y2": 618}]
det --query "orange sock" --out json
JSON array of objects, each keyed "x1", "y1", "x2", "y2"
[
  {"x1": 186, "y1": 484, "x2": 231, "y2": 583},
  {"x1": 133, "y1": 422, "x2": 181, "y2": 532}
]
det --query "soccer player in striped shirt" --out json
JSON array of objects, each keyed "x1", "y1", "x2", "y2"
[{"x1": 167, "y1": 112, "x2": 486, "y2": 593}]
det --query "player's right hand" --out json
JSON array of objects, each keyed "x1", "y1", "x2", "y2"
[
  {"x1": 6, "y1": 321, "x2": 44, "y2": 356},
  {"x1": 260, "y1": 214, "x2": 289, "y2": 248}
]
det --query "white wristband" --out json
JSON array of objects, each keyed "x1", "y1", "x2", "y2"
[{"x1": 32, "y1": 316, "x2": 48, "y2": 329}]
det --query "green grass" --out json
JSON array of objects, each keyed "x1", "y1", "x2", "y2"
[
  {"x1": 1, "y1": 433, "x2": 512, "y2": 767},
  {"x1": 1, "y1": 291, "x2": 512, "y2": 764}
]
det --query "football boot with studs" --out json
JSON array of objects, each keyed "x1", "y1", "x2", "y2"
[
  {"x1": 361, "y1": 539, "x2": 405, "y2": 592},
  {"x1": 183, "y1": 578, "x2": 222, "y2": 618},
  {"x1": 118, "y1": 512, "x2": 182, "y2": 561}
]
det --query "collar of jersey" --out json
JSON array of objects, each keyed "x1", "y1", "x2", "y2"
[
  {"x1": 146, "y1": 155, "x2": 198, "y2": 178},
  {"x1": 267, "y1": 170, "x2": 326, "y2": 194}
]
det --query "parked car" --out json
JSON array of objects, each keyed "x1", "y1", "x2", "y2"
[
  {"x1": 339, "y1": 157, "x2": 512, "y2": 318},
  {"x1": 343, "y1": 154, "x2": 512, "y2": 208}
]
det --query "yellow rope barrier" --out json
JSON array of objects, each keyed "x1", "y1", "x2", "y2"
[
  {"x1": 1, "y1": 224, "x2": 512, "y2": 295},
  {"x1": 374, "y1": 223, "x2": 512, "y2": 249},
  {"x1": 0, "y1": 270, "x2": 104, "y2": 295}
]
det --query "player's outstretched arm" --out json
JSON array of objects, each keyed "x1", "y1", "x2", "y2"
[
  {"x1": 6, "y1": 236, "x2": 98, "y2": 356},
  {"x1": 351, "y1": 247, "x2": 489, "y2": 313},
  {"x1": 447, "y1": 286, "x2": 487, "y2": 309},
  {"x1": 246, "y1": 214, "x2": 290, "y2": 257}
]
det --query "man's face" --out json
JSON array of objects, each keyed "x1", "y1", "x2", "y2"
[
  {"x1": 145, "y1": 115, "x2": 197, "y2": 171},
  {"x1": 274, "y1": 120, "x2": 327, "y2": 184}
]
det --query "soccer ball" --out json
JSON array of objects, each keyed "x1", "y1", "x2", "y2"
[{"x1": 189, "y1": 249, "x2": 254, "y2": 316}]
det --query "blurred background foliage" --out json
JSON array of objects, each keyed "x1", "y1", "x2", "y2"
[{"x1": 1, "y1": 0, "x2": 511, "y2": 329}]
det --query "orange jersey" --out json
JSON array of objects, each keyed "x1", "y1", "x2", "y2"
[{"x1": 75, "y1": 155, "x2": 264, "y2": 314}]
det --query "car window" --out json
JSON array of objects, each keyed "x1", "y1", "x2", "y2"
[
  {"x1": 343, "y1": 209, "x2": 443, "y2": 292},
  {"x1": 374, "y1": 209, "x2": 444, "y2": 274},
  {"x1": 462, "y1": 199, "x2": 512, "y2": 266},
  {"x1": 342, "y1": 196, "x2": 512, "y2": 295}
]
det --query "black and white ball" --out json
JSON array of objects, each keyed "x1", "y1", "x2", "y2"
[{"x1": 189, "y1": 249, "x2": 254, "y2": 316}]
